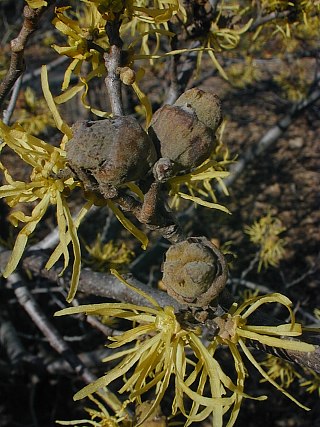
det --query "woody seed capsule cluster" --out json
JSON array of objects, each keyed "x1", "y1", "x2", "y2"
[
  {"x1": 149, "y1": 88, "x2": 222, "y2": 171},
  {"x1": 66, "y1": 116, "x2": 157, "y2": 198},
  {"x1": 162, "y1": 237, "x2": 228, "y2": 307}
]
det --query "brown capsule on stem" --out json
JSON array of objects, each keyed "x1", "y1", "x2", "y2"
[
  {"x1": 162, "y1": 237, "x2": 228, "y2": 307},
  {"x1": 174, "y1": 88, "x2": 222, "y2": 132},
  {"x1": 66, "y1": 116, "x2": 157, "y2": 198},
  {"x1": 149, "y1": 104, "x2": 217, "y2": 171}
]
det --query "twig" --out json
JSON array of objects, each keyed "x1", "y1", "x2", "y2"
[
  {"x1": 209, "y1": 0, "x2": 220, "y2": 15},
  {"x1": 281, "y1": 254, "x2": 319, "y2": 289},
  {"x1": 222, "y1": 86, "x2": 320, "y2": 190},
  {"x1": 164, "y1": 30, "x2": 181, "y2": 105},
  {"x1": 111, "y1": 186, "x2": 186, "y2": 244},
  {"x1": 104, "y1": 18, "x2": 124, "y2": 116},
  {"x1": 250, "y1": 10, "x2": 291, "y2": 31},
  {"x1": 1, "y1": 249, "x2": 319, "y2": 373},
  {"x1": 240, "y1": 252, "x2": 260, "y2": 280},
  {"x1": 46, "y1": 348, "x2": 113, "y2": 375},
  {"x1": 19, "y1": 250, "x2": 183, "y2": 311},
  {"x1": 23, "y1": 55, "x2": 69, "y2": 84},
  {"x1": 2, "y1": 75, "x2": 22, "y2": 124},
  {"x1": 0, "y1": 5, "x2": 46, "y2": 108},
  {"x1": 0, "y1": 318, "x2": 27, "y2": 365},
  {"x1": 6, "y1": 271, "x2": 97, "y2": 384},
  {"x1": 230, "y1": 276, "x2": 273, "y2": 295}
]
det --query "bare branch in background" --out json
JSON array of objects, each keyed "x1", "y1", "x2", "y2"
[
  {"x1": 2, "y1": 75, "x2": 22, "y2": 124},
  {"x1": 223, "y1": 86, "x2": 320, "y2": 190},
  {"x1": 6, "y1": 271, "x2": 97, "y2": 385},
  {"x1": 0, "y1": 5, "x2": 48, "y2": 108}
]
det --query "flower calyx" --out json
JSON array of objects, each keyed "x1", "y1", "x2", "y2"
[{"x1": 162, "y1": 236, "x2": 228, "y2": 307}]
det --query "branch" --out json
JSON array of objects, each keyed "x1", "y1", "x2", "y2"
[
  {"x1": 46, "y1": 348, "x2": 113, "y2": 375},
  {"x1": 0, "y1": 318, "x2": 27, "y2": 366},
  {"x1": 2, "y1": 75, "x2": 22, "y2": 124},
  {"x1": 6, "y1": 271, "x2": 97, "y2": 384},
  {"x1": 22, "y1": 55, "x2": 68, "y2": 85},
  {"x1": 110, "y1": 186, "x2": 186, "y2": 244},
  {"x1": 104, "y1": 19, "x2": 124, "y2": 116},
  {"x1": 17, "y1": 250, "x2": 183, "y2": 311},
  {"x1": 1, "y1": 248, "x2": 319, "y2": 373},
  {"x1": 0, "y1": 5, "x2": 46, "y2": 108},
  {"x1": 250, "y1": 10, "x2": 291, "y2": 31},
  {"x1": 222, "y1": 86, "x2": 320, "y2": 190}
]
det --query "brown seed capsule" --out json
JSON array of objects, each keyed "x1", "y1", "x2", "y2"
[
  {"x1": 174, "y1": 88, "x2": 222, "y2": 132},
  {"x1": 149, "y1": 104, "x2": 216, "y2": 170},
  {"x1": 66, "y1": 116, "x2": 157, "y2": 198},
  {"x1": 162, "y1": 237, "x2": 228, "y2": 307}
]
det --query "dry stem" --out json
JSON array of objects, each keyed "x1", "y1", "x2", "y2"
[
  {"x1": 0, "y1": 5, "x2": 48, "y2": 108},
  {"x1": 104, "y1": 19, "x2": 124, "y2": 116}
]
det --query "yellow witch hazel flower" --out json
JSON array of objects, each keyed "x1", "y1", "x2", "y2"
[
  {"x1": 13, "y1": 87, "x2": 55, "y2": 136},
  {"x1": 52, "y1": 3, "x2": 109, "y2": 92},
  {"x1": 300, "y1": 370, "x2": 320, "y2": 396},
  {"x1": 26, "y1": 0, "x2": 47, "y2": 8},
  {"x1": 56, "y1": 273, "x2": 315, "y2": 427},
  {"x1": 56, "y1": 387, "x2": 132, "y2": 427},
  {"x1": 211, "y1": 292, "x2": 315, "y2": 422},
  {"x1": 244, "y1": 212, "x2": 286, "y2": 271},
  {"x1": 0, "y1": 66, "x2": 92, "y2": 302},
  {"x1": 84, "y1": 235, "x2": 134, "y2": 272},
  {"x1": 260, "y1": 354, "x2": 301, "y2": 389},
  {"x1": 51, "y1": 0, "x2": 182, "y2": 124},
  {"x1": 168, "y1": 126, "x2": 232, "y2": 213},
  {"x1": 56, "y1": 270, "x2": 249, "y2": 427}
]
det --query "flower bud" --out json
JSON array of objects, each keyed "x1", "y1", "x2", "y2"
[{"x1": 118, "y1": 66, "x2": 136, "y2": 85}]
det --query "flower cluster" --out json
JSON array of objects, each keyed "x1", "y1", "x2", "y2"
[
  {"x1": 50, "y1": 0, "x2": 185, "y2": 123},
  {"x1": 168, "y1": 124, "x2": 232, "y2": 212},
  {"x1": 84, "y1": 235, "x2": 134, "y2": 272},
  {"x1": 56, "y1": 387, "x2": 132, "y2": 427},
  {"x1": 244, "y1": 213, "x2": 286, "y2": 271},
  {"x1": 0, "y1": 66, "x2": 92, "y2": 302},
  {"x1": 12, "y1": 87, "x2": 55, "y2": 135},
  {"x1": 56, "y1": 272, "x2": 315, "y2": 427}
]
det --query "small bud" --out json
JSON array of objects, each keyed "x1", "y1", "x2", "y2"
[{"x1": 118, "y1": 66, "x2": 136, "y2": 85}]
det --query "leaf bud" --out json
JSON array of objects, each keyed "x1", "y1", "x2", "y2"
[{"x1": 118, "y1": 66, "x2": 136, "y2": 85}]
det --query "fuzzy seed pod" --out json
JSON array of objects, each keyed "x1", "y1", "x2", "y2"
[
  {"x1": 149, "y1": 104, "x2": 216, "y2": 170},
  {"x1": 174, "y1": 88, "x2": 222, "y2": 132},
  {"x1": 66, "y1": 116, "x2": 157, "y2": 198},
  {"x1": 118, "y1": 66, "x2": 136, "y2": 85},
  {"x1": 162, "y1": 237, "x2": 228, "y2": 307}
]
